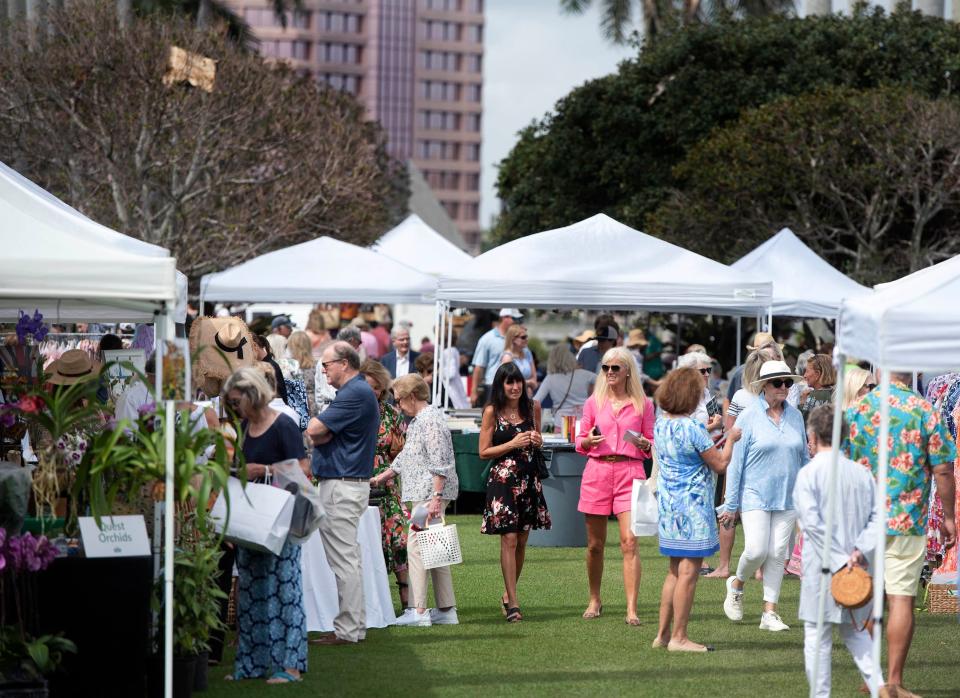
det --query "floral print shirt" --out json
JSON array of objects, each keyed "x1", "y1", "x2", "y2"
[
  {"x1": 845, "y1": 382, "x2": 957, "y2": 536},
  {"x1": 390, "y1": 405, "x2": 459, "y2": 503}
]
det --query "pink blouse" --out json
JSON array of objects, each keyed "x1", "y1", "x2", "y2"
[{"x1": 576, "y1": 395, "x2": 654, "y2": 461}]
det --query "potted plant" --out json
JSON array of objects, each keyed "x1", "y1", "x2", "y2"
[{"x1": 0, "y1": 530, "x2": 76, "y2": 697}]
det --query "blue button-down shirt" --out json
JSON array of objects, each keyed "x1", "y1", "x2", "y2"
[
  {"x1": 723, "y1": 394, "x2": 809, "y2": 513},
  {"x1": 470, "y1": 327, "x2": 505, "y2": 386}
]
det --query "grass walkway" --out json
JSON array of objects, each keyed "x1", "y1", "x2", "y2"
[{"x1": 206, "y1": 515, "x2": 959, "y2": 697}]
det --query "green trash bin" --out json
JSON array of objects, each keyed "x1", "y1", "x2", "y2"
[{"x1": 451, "y1": 431, "x2": 490, "y2": 493}]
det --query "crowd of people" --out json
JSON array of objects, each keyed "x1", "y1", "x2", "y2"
[{"x1": 153, "y1": 307, "x2": 954, "y2": 696}]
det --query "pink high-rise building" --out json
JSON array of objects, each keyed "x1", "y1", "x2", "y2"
[{"x1": 230, "y1": 0, "x2": 484, "y2": 251}]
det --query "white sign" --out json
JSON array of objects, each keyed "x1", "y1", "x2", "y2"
[
  {"x1": 79, "y1": 515, "x2": 151, "y2": 558},
  {"x1": 103, "y1": 348, "x2": 147, "y2": 400}
]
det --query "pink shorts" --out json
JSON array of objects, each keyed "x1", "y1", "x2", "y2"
[{"x1": 577, "y1": 458, "x2": 646, "y2": 516}]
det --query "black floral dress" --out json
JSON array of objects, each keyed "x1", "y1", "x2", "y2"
[{"x1": 481, "y1": 414, "x2": 552, "y2": 534}]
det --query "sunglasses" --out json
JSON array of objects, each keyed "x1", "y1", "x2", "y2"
[
  {"x1": 768, "y1": 378, "x2": 794, "y2": 389},
  {"x1": 865, "y1": 383, "x2": 877, "y2": 391},
  {"x1": 518, "y1": 335, "x2": 528, "y2": 340},
  {"x1": 699, "y1": 368, "x2": 711, "y2": 375},
  {"x1": 226, "y1": 397, "x2": 242, "y2": 409},
  {"x1": 600, "y1": 364, "x2": 622, "y2": 373},
  {"x1": 321, "y1": 359, "x2": 345, "y2": 369}
]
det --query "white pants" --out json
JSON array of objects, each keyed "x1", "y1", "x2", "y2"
[
  {"x1": 803, "y1": 621, "x2": 883, "y2": 697},
  {"x1": 407, "y1": 500, "x2": 456, "y2": 611},
  {"x1": 316, "y1": 479, "x2": 370, "y2": 642},
  {"x1": 736, "y1": 509, "x2": 797, "y2": 604}
]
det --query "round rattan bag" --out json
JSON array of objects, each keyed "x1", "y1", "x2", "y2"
[{"x1": 831, "y1": 566, "x2": 872, "y2": 609}]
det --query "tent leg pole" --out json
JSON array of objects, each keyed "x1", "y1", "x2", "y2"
[
  {"x1": 444, "y1": 302, "x2": 454, "y2": 409},
  {"x1": 870, "y1": 368, "x2": 891, "y2": 698},
  {"x1": 736, "y1": 317, "x2": 742, "y2": 367},
  {"x1": 767, "y1": 306, "x2": 773, "y2": 334},
  {"x1": 158, "y1": 307, "x2": 176, "y2": 698},
  {"x1": 432, "y1": 301, "x2": 443, "y2": 406},
  {"x1": 676, "y1": 314, "x2": 681, "y2": 353},
  {"x1": 810, "y1": 355, "x2": 846, "y2": 696}
]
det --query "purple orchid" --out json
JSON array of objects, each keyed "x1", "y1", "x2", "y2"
[{"x1": 15, "y1": 309, "x2": 49, "y2": 344}]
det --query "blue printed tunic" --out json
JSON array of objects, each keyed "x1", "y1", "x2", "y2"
[{"x1": 654, "y1": 416, "x2": 719, "y2": 557}]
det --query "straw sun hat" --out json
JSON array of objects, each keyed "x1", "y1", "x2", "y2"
[
  {"x1": 751, "y1": 360, "x2": 799, "y2": 386},
  {"x1": 46, "y1": 349, "x2": 102, "y2": 385},
  {"x1": 189, "y1": 316, "x2": 256, "y2": 391}
]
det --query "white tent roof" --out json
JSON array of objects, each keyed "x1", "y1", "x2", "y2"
[
  {"x1": 731, "y1": 228, "x2": 868, "y2": 318},
  {"x1": 436, "y1": 214, "x2": 772, "y2": 314},
  {"x1": 200, "y1": 235, "x2": 437, "y2": 304},
  {"x1": 373, "y1": 214, "x2": 472, "y2": 276},
  {"x1": 0, "y1": 161, "x2": 178, "y2": 323},
  {"x1": 837, "y1": 254, "x2": 960, "y2": 371}
]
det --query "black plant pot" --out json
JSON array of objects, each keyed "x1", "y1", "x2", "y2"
[
  {"x1": 172, "y1": 655, "x2": 196, "y2": 698},
  {"x1": 193, "y1": 651, "x2": 209, "y2": 692}
]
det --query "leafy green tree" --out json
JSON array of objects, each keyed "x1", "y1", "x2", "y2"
[
  {"x1": 495, "y1": 8, "x2": 960, "y2": 253},
  {"x1": 649, "y1": 87, "x2": 960, "y2": 284}
]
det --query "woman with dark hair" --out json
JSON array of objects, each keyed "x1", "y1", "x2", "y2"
[
  {"x1": 251, "y1": 334, "x2": 289, "y2": 405},
  {"x1": 479, "y1": 361, "x2": 551, "y2": 623}
]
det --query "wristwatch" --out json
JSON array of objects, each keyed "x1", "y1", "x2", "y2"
[{"x1": 432, "y1": 491, "x2": 442, "y2": 499}]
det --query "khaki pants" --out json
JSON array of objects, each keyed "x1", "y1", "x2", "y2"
[
  {"x1": 407, "y1": 499, "x2": 457, "y2": 610},
  {"x1": 317, "y1": 479, "x2": 370, "y2": 642}
]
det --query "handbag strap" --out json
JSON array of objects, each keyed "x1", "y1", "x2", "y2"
[{"x1": 554, "y1": 371, "x2": 576, "y2": 412}]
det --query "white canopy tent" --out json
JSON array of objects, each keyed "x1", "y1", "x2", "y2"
[
  {"x1": 0, "y1": 161, "x2": 184, "y2": 323},
  {"x1": 811, "y1": 255, "x2": 960, "y2": 698},
  {"x1": 732, "y1": 228, "x2": 869, "y2": 318},
  {"x1": 373, "y1": 213, "x2": 472, "y2": 276},
  {"x1": 436, "y1": 214, "x2": 772, "y2": 313},
  {"x1": 0, "y1": 160, "x2": 180, "y2": 698},
  {"x1": 199, "y1": 235, "x2": 437, "y2": 306},
  {"x1": 431, "y1": 213, "x2": 773, "y2": 406}
]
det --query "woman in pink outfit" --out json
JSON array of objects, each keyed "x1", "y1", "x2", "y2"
[{"x1": 576, "y1": 346, "x2": 654, "y2": 625}]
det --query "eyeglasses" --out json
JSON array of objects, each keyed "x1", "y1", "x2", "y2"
[
  {"x1": 321, "y1": 359, "x2": 345, "y2": 369},
  {"x1": 518, "y1": 335, "x2": 528, "y2": 340},
  {"x1": 865, "y1": 383, "x2": 877, "y2": 391},
  {"x1": 600, "y1": 364, "x2": 622, "y2": 373},
  {"x1": 226, "y1": 397, "x2": 242, "y2": 410},
  {"x1": 768, "y1": 378, "x2": 794, "y2": 389},
  {"x1": 699, "y1": 368, "x2": 711, "y2": 375}
]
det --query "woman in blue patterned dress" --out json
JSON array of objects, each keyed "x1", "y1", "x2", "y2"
[
  {"x1": 223, "y1": 367, "x2": 309, "y2": 684},
  {"x1": 652, "y1": 367, "x2": 740, "y2": 652}
]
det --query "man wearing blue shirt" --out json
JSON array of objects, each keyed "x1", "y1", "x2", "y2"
[
  {"x1": 469, "y1": 308, "x2": 519, "y2": 405},
  {"x1": 306, "y1": 341, "x2": 380, "y2": 645}
]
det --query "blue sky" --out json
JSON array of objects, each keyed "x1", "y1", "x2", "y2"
[{"x1": 481, "y1": 0, "x2": 636, "y2": 226}]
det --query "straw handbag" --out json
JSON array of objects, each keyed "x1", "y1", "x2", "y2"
[
  {"x1": 832, "y1": 566, "x2": 872, "y2": 609},
  {"x1": 416, "y1": 517, "x2": 463, "y2": 570}
]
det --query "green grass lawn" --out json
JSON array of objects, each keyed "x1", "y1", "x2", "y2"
[{"x1": 205, "y1": 515, "x2": 960, "y2": 697}]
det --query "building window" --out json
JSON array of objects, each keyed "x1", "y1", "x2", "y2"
[
  {"x1": 466, "y1": 0, "x2": 483, "y2": 12},
  {"x1": 464, "y1": 24, "x2": 483, "y2": 43},
  {"x1": 465, "y1": 54, "x2": 482, "y2": 73},
  {"x1": 443, "y1": 201, "x2": 460, "y2": 219},
  {"x1": 465, "y1": 173, "x2": 480, "y2": 191},
  {"x1": 292, "y1": 41, "x2": 310, "y2": 60},
  {"x1": 292, "y1": 10, "x2": 310, "y2": 29},
  {"x1": 465, "y1": 143, "x2": 480, "y2": 161},
  {"x1": 466, "y1": 113, "x2": 481, "y2": 132},
  {"x1": 463, "y1": 202, "x2": 479, "y2": 220},
  {"x1": 465, "y1": 84, "x2": 481, "y2": 102}
]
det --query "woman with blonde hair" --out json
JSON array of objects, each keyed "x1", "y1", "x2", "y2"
[
  {"x1": 575, "y1": 346, "x2": 654, "y2": 625},
  {"x1": 842, "y1": 367, "x2": 876, "y2": 410},
  {"x1": 288, "y1": 331, "x2": 316, "y2": 417},
  {"x1": 799, "y1": 354, "x2": 836, "y2": 421},
  {"x1": 305, "y1": 309, "x2": 332, "y2": 358},
  {"x1": 499, "y1": 324, "x2": 538, "y2": 393}
]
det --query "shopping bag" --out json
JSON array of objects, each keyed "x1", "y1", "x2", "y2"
[
  {"x1": 271, "y1": 459, "x2": 325, "y2": 543},
  {"x1": 416, "y1": 517, "x2": 463, "y2": 570},
  {"x1": 210, "y1": 476, "x2": 295, "y2": 555},
  {"x1": 630, "y1": 478, "x2": 659, "y2": 537}
]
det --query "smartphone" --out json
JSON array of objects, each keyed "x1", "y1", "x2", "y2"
[{"x1": 591, "y1": 425, "x2": 601, "y2": 436}]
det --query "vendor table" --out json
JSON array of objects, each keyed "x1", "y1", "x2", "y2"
[
  {"x1": 300, "y1": 506, "x2": 397, "y2": 631},
  {"x1": 528, "y1": 445, "x2": 588, "y2": 548},
  {"x1": 451, "y1": 431, "x2": 490, "y2": 492}
]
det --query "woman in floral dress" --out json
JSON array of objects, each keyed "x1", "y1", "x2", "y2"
[
  {"x1": 479, "y1": 361, "x2": 551, "y2": 623},
  {"x1": 360, "y1": 359, "x2": 409, "y2": 609}
]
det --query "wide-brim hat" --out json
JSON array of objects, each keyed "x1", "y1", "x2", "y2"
[
  {"x1": 626, "y1": 329, "x2": 648, "y2": 348},
  {"x1": 751, "y1": 360, "x2": 798, "y2": 386},
  {"x1": 189, "y1": 316, "x2": 256, "y2": 385},
  {"x1": 573, "y1": 330, "x2": 594, "y2": 344},
  {"x1": 47, "y1": 348, "x2": 101, "y2": 385}
]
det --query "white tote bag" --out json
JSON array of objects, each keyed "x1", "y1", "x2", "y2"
[
  {"x1": 210, "y1": 476, "x2": 295, "y2": 555},
  {"x1": 416, "y1": 518, "x2": 463, "y2": 570},
  {"x1": 630, "y1": 478, "x2": 659, "y2": 537}
]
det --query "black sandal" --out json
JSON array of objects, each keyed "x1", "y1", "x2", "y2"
[{"x1": 506, "y1": 607, "x2": 522, "y2": 623}]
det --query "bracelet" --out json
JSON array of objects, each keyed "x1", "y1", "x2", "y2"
[{"x1": 432, "y1": 491, "x2": 442, "y2": 498}]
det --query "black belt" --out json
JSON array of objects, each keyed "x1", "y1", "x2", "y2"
[{"x1": 318, "y1": 476, "x2": 368, "y2": 482}]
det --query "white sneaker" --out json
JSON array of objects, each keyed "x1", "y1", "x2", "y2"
[
  {"x1": 759, "y1": 611, "x2": 790, "y2": 632},
  {"x1": 723, "y1": 576, "x2": 744, "y2": 622},
  {"x1": 395, "y1": 608, "x2": 431, "y2": 627},
  {"x1": 429, "y1": 607, "x2": 459, "y2": 625}
]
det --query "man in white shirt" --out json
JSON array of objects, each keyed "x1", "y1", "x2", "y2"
[{"x1": 381, "y1": 327, "x2": 419, "y2": 379}]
